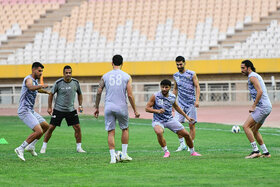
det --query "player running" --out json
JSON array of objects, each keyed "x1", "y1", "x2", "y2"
[
  {"x1": 241, "y1": 60, "x2": 272, "y2": 159},
  {"x1": 40, "y1": 65, "x2": 86, "y2": 153},
  {"x1": 145, "y1": 79, "x2": 201, "y2": 158},
  {"x1": 15, "y1": 62, "x2": 50, "y2": 161},
  {"x1": 173, "y1": 56, "x2": 200, "y2": 152},
  {"x1": 94, "y1": 55, "x2": 140, "y2": 164}
]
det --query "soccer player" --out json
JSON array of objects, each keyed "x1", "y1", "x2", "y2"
[
  {"x1": 173, "y1": 56, "x2": 200, "y2": 152},
  {"x1": 40, "y1": 65, "x2": 86, "y2": 153},
  {"x1": 15, "y1": 62, "x2": 50, "y2": 161},
  {"x1": 241, "y1": 60, "x2": 272, "y2": 159},
  {"x1": 145, "y1": 79, "x2": 201, "y2": 158},
  {"x1": 94, "y1": 55, "x2": 140, "y2": 164}
]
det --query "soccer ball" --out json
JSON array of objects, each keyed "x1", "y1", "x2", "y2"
[
  {"x1": 115, "y1": 151, "x2": 123, "y2": 162},
  {"x1": 231, "y1": 125, "x2": 241, "y2": 133}
]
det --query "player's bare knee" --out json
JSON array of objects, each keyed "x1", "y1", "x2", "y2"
[
  {"x1": 154, "y1": 129, "x2": 163, "y2": 136},
  {"x1": 177, "y1": 129, "x2": 189, "y2": 138},
  {"x1": 73, "y1": 124, "x2": 81, "y2": 132}
]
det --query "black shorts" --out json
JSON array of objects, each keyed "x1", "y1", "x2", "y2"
[{"x1": 50, "y1": 109, "x2": 80, "y2": 127}]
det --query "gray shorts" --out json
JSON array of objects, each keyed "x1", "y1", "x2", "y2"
[
  {"x1": 152, "y1": 118, "x2": 184, "y2": 133},
  {"x1": 18, "y1": 109, "x2": 46, "y2": 129},
  {"x1": 175, "y1": 105, "x2": 197, "y2": 124},
  {"x1": 104, "y1": 107, "x2": 129, "y2": 131},
  {"x1": 251, "y1": 106, "x2": 272, "y2": 124}
]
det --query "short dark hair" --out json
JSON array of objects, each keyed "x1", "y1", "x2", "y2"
[
  {"x1": 241, "y1": 60, "x2": 256, "y2": 72},
  {"x1": 160, "y1": 79, "x2": 171, "y2": 87},
  {"x1": 112, "y1": 55, "x2": 123, "y2": 66},
  {"x1": 32, "y1": 62, "x2": 44, "y2": 69},
  {"x1": 63, "y1": 65, "x2": 72, "y2": 73},
  {"x1": 175, "y1": 56, "x2": 185, "y2": 63}
]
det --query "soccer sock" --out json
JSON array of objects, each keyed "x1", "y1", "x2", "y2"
[
  {"x1": 30, "y1": 139, "x2": 38, "y2": 147},
  {"x1": 179, "y1": 138, "x2": 186, "y2": 146},
  {"x1": 42, "y1": 142, "x2": 48, "y2": 148},
  {"x1": 19, "y1": 141, "x2": 28, "y2": 149},
  {"x1": 189, "y1": 147, "x2": 195, "y2": 154},
  {"x1": 250, "y1": 141, "x2": 259, "y2": 152},
  {"x1": 76, "y1": 143, "x2": 82, "y2": 149},
  {"x1": 260, "y1": 144, "x2": 268, "y2": 154},
  {"x1": 162, "y1": 146, "x2": 169, "y2": 153},
  {"x1": 122, "y1": 144, "x2": 128, "y2": 157},
  {"x1": 109, "y1": 149, "x2": 116, "y2": 160}
]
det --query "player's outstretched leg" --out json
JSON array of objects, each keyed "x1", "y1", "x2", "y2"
[
  {"x1": 154, "y1": 125, "x2": 170, "y2": 157},
  {"x1": 26, "y1": 121, "x2": 49, "y2": 156},
  {"x1": 15, "y1": 124, "x2": 44, "y2": 161},
  {"x1": 177, "y1": 129, "x2": 201, "y2": 156}
]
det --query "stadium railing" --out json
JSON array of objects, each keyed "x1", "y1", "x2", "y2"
[{"x1": 0, "y1": 80, "x2": 279, "y2": 112}]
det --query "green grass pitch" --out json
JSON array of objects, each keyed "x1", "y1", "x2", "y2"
[{"x1": 0, "y1": 116, "x2": 280, "y2": 186}]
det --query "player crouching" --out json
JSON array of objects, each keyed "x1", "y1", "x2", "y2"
[{"x1": 145, "y1": 79, "x2": 201, "y2": 158}]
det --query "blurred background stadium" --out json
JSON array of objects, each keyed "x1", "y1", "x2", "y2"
[{"x1": 0, "y1": 0, "x2": 279, "y2": 123}]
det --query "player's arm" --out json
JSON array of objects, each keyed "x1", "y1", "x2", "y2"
[
  {"x1": 38, "y1": 89, "x2": 51, "y2": 95},
  {"x1": 25, "y1": 78, "x2": 48, "y2": 91},
  {"x1": 47, "y1": 82, "x2": 57, "y2": 115},
  {"x1": 77, "y1": 83, "x2": 83, "y2": 113},
  {"x1": 47, "y1": 92, "x2": 54, "y2": 115},
  {"x1": 127, "y1": 78, "x2": 140, "y2": 118},
  {"x1": 193, "y1": 73, "x2": 200, "y2": 108},
  {"x1": 249, "y1": 76, "x2": 263, "y2": 112},
  {"x1": 94, "y1": 78, "x2": 105, "y2": 118},
  {"x1": 173, "y1": 80, "x2": 178, "y2": 97},
  {"x1": 173, "y1": 101, "x2": 194, "y2": 122},
  {"x1": 145, "y1": 95, "x2": 165, "y2": 114},
  {"x1": 77, "y1": 93, "x2": 83, "y2": 113}
]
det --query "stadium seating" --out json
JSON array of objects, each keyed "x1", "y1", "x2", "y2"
[{"x1": 0, "y1": 0, "x2": 280, "y2": 64}]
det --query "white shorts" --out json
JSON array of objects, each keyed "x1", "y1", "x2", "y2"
[
  {"x1": 251, "y1": 106, "x2": 272, "y2": 124},
  {"x1": 175, "y1": 105, "x2": 197, "y2": 124},
  {"x1": 104, "y1": 107, "x2": 128, "y2": 131},
  {"x1": 18, "y1": 109, "x2": 46, "y2": 129},
  {"x1": 152, "y1": 118, "x2": 184, "y2": 133}
]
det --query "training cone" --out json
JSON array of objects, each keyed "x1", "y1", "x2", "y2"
[{"x1": 0, "y1": 138, "x2": 8, "y2": 144}]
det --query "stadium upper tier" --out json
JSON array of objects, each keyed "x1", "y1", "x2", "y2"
[{"x1": 0, "y1": 0, "x2": 280, "y2": 65}]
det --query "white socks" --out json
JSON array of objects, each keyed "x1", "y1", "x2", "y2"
[
  {"x1": 260, "y1": 144, "x2": 268, "y2": 153},
  {"x1": 251, "y1": 141, "x2": 259, "y2": 152},
  {"x1": 30, "y1": 139, "x2": 38, "y2": 147},
  {"x1": 110, "y1": 149, "x2": 116, "y2": 159},
  {"x1": 19, "y1": 141, "x2": 29, "y2": 150},
  {"x1": 179, "y1": 138, "x2": 186, "y2": 146},
  {"x1": 189, "y1": 147, "x2": 195, "y2": 154},
  {"x1": 122, "y1": 144, "x2": 128, "y2": 157},
  {"x1": 42, "y1": 142, "x2": 48, "y2": 149},
  {"x1": 162, "y1": 146, "x2": 169, "y2": 153},
  {"x1": 77, "y1": 143, "x2": 82, "y2": 149}
]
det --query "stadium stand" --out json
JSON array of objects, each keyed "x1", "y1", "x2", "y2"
[{"x1": 0, "y1": 0, "x2": 280, "y2": 65}]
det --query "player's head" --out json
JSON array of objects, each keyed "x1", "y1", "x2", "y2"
[
  {"x1": 63, "y1": 65, "x2": 72, "y2": 81},
  {"x1": 32, "y1": 62, "x2": 44, "y2": 79},
  {"x1": 160, "y1": 79, "x2": 171, "y2": 96},
  {"x1": 241, "y1": 60, "x2": 256, "y2": 76},
  {"x1": 112, "y1": 55, "x2": 123, "y2": 66},
  {"x1": 175, "y1": 56, "x2": 185, "y2": 72}
]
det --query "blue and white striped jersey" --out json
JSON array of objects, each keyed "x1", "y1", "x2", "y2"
[
  {"x1": 173, "y1": 70, "x2": 196, "y2": 108},
  {"x1": 153, "y1": 91, "x2": 176, "y2": 123}
]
